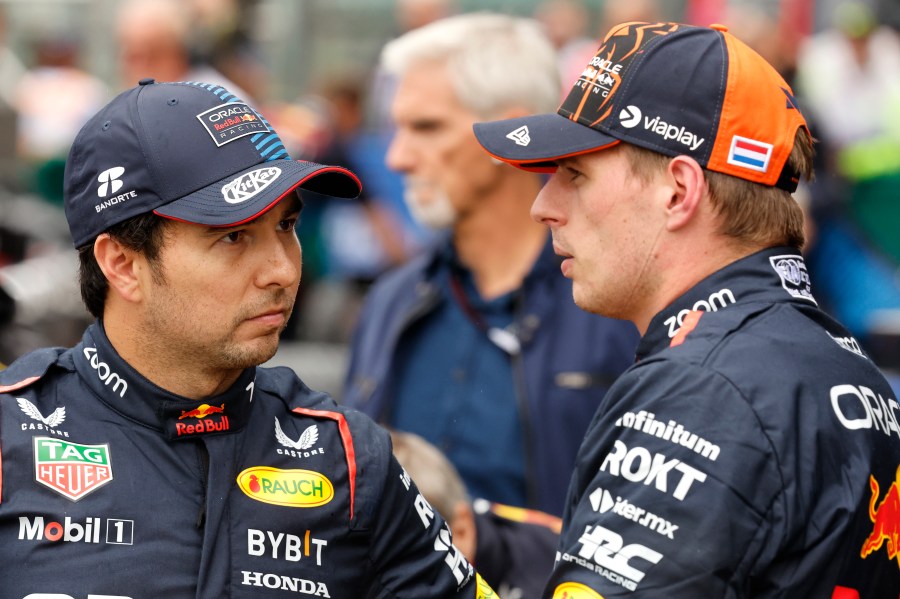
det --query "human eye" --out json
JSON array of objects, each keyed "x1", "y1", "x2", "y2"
[
  {"x1": 219, "y1": 229, "x2": 245, "y2": 244},
  {"x1": 277, "y1": 216, "x2": 299, "y2": 233},
  {"x1": 564, "y1": 165, "x2": 583, "y2": 182}
]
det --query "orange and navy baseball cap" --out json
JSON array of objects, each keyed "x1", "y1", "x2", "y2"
[{"x1": 473, "y1": 22, "x2": 809, "y2": 192}]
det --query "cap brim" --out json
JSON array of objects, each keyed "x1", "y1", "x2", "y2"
[
  {"x1": 154, "y1": 159, "x2": 362, "y2": 227},
  {"x1": 473, "y1": 113, "x2": 620, "y2": 172}
]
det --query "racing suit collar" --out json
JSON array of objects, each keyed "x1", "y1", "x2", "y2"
[
  {"x1": 75, "y1": 322, "x2": 255, "y2": 440},
  {"x1": 637, "y1": 246, "x2": 815, "y2": 360}
]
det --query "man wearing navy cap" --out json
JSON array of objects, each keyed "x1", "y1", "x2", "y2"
[
  {"x1": 474, "y1": 21, "x2": 900, "y2": 597},
  {"x1": 0, "y1": 79, "x2": 495, "y2": 598}
]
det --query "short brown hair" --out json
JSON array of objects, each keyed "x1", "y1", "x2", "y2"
[
  {"x1": 621, "y1": 127, "x2": 814, "y2": 250},
  {"x1": 78, "y1": 213, "x2": 169, "y2": 318}
]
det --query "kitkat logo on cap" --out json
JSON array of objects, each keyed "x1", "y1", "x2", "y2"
[
  {"x1": 197, "y1": 102, "x2": 270, "y2": 147},
  {"x1": 222, "y1": 166, "x2": 282, "y2": 204}
]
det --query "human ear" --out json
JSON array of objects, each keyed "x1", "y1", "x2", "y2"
[
  {"x1": 447, "y1": 502, "x2": 477, "y2": 563},
  {"x1": 93, "y1": 234, "x2": 143, "y2": 304},
  {"x1": 664, "y1": 156, "x2": 706, "y2": 232}
]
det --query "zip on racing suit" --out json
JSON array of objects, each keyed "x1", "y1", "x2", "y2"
[
  {"x1": 545, "y1": 247, "x2": 900, "y2": 598},
  {"x1": 0, "y1": 321, "x2": 496, "y2": 599}
]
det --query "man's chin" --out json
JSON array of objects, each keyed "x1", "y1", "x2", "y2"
[{"x1": 222, "y1": 335, "x2": 281, "y2": 370}]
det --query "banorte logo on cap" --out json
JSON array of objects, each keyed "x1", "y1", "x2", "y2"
[{"x1": 97, "y1": 167, "x2": 125, "y2": 197}]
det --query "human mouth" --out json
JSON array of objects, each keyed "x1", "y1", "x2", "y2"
[
  {"x1": 247, "y1": 306, "x2": 289, "y2": 328},
  {"x1": 553, "y1": 243, "x2": 574, "y2": 277}
]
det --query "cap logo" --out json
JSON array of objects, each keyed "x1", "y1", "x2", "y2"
[
  {"x1": 506, "y1": 125, "x2": 531, "y2": 147},
  {"x1": 97, "y1": 167, "x2": 125, "y2": 197},
  {"x1": 619, "y1": 106, "x2": 642, "y2": 128},
  {"x1": 196, "y1": 102, "x2": 270, "y2": 147},
  {"x1": 222, "y1": 166, "x2": 282, "y2": 204},
  {"x1": 727, "y1": 136, "x2": 773, "y2": 173}
]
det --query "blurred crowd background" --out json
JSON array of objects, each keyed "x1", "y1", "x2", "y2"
[{"x1": 1, "y1": 0, "x2": 900, "y2": 395}]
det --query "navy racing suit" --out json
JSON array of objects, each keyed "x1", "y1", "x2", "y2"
[
  {"x1": 545, "y1": 248, "x2": 900, "y2": 598},
  {"x1": 0, "y1": 322, "x2": 496, "y2": 599}
]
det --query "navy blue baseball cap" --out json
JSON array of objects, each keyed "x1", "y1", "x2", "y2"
[{"x1": 64, "y1": 79, "x2": 361, "y2": 248}]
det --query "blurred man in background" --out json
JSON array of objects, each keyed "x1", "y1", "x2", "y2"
[{"x1": 343, "y1": 12, "x2": 639, "y2": 517}]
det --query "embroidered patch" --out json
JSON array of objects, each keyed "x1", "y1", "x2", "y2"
[
  {"x1": 34, "y1": 437, "x2": 112, "y2": 501},
  {"x1": 196, "y1": 102, "x2": 269, "y2": 147},
  {"x1": 769, "y1": 254, "x2": 816, "y2": 304},
  {"x1": 727, "y1": 135, "x2": 773, "y2": 173}
]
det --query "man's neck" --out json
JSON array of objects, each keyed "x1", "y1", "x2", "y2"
[
  {"x1": 452, "y1": 174, "x2": 547, "y2": 300},
  {"x1": 103, "y1": 309, "x2": 243, "y2": 400}
]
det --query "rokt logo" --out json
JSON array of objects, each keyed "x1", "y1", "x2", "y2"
[
  {"x1": 600, "y1": 439, "x2": 707, "y2": 501},
  {"x1": 97, "y1": 167, "x2": 125, "y2": 197},
  {"x1": 619, "y1": 105, "x2": 642, "y2": 128}
]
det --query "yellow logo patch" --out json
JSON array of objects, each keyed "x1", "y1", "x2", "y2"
[
  {"x1": 552, "y1": 581, "x2": 605, "y2": 598},
  {"x1": 475, "y1": 574, "x2": 498, "y2": 599},
  {"x1": 237, "y1": 466, "x2": 334, "y2": 507}
]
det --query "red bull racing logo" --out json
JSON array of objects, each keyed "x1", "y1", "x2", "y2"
[
  {"x1": 860, "y1": 467, "x2": 900, "y2": 568},
  {"x1": 176, "y1": 403, "x2": 229, "y2": 436}
]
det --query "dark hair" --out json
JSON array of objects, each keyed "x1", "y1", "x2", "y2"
[
  {"x1": 622, "y1": 127, "x2": 815, "y2": 250},
  {"x1": 78, "y1": 213, "x2": 170, "y2": 318}
]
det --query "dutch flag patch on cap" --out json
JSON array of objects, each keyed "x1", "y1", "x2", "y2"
[{"x1": 727, "y1": 136, "x2": 773, "y2": 173}]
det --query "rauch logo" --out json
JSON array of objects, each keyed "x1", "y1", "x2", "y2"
[{"x1": 237, "y1": 466, "x2": 334, "y2": 508}]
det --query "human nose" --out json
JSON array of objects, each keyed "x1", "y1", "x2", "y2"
[
  {"x1": 257, "y1": 234, "x2": 301, "y2": 289},
  {"x1": 531, "y1": 173, "x2": 567, "y2": 228},
  {"x1": 385, "y1": 129, "x2": 415, "y2": 174}
]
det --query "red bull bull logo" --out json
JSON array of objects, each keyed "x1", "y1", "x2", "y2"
[
  {"x1": 241, "y1": 114, "x2": 258, "y2": 122},
  {"x1": 860, "y1": 466, "x2": 900, "y2": 568},
  {"x1": 175, "y1": 403, "x2": 230, "y2": 436},
  {"x1": 179, "y1": 403, "x2": 225, "y2": 419}
]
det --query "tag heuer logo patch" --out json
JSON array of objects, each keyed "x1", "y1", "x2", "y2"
[
  {"x1": 34, "y1": 437, "x2": 112, "y2": 501},
  {"x1": 196, "y1": 102, "x2": 270, "y2": 147}
]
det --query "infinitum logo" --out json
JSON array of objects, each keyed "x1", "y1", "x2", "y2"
[{"x1": 97, "y1": 167, "x2": 125, "y2": 197}]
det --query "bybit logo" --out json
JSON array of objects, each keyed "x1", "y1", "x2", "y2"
[{"x1": 97, "y1": 167, "x2": 125, "y2": 197}]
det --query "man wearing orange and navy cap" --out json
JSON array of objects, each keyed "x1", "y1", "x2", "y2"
[
  {"x1": 474, "y1": 21, "x2": 900, "y2": 597},
  {"x1": 0, "y1": 79, "x2": 495, "y2": 597}
]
